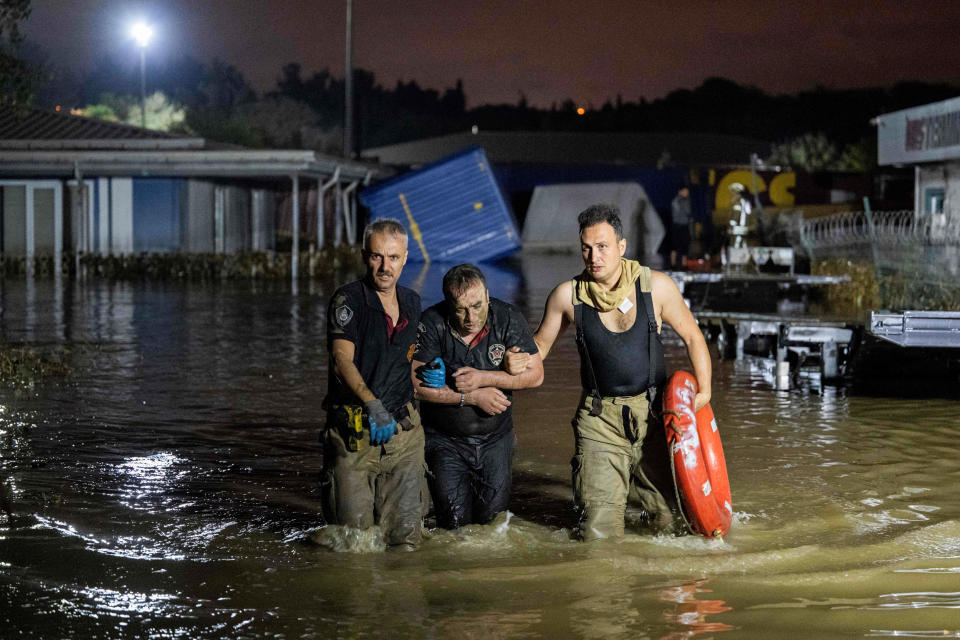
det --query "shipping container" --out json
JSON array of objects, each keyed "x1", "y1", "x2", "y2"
[{"x1": 359, "y1": 147, "x2": 520, "y2": 263}]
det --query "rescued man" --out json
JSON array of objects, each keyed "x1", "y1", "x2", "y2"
[
  {"x1": 411, "y1": 263, "x2": 543, "y2": 529},
  {"x1": 506, "y1": 203, "x2": 711, "y2": 540},
  {"x1": 321, "y1": 218, "x2": 425, "y2": 551}
]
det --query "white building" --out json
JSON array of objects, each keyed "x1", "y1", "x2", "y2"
[
  {"x1": 876, "y1": 95, "x2": 960, "y2": 220},
  {"x1": 0, "y1": 106, "x2": 379, "y2": 270}
]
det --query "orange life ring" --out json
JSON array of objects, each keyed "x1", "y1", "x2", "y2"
[{"x1": 663, "y1": 370, "x2": 732, "y2": 539}]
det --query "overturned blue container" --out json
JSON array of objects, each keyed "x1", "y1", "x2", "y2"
[{"x1": 358, "y1": 147, "x2": 521, "y2": 263}]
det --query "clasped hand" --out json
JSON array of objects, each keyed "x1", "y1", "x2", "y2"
[
  {"x1": 503, "y1": 346, "x2": 530, "y2": 375},
  {"x1": 419, "y1": 357, "x2": 446, "y2": 388},
  {"x1": 417, "y1": 358, "x2": 509, "y2": 415},
  {"x1": 419, "y1": 359, "x2": 489, "y2": 393},
  {"x1": 450, "y1": 367, "x2": 489, "y2": 393}
]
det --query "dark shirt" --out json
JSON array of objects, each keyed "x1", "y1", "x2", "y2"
[
  {"x1": 324, "y1": 278, "x2": 421, "y2": 414},
  {"x1": 415, "y1": 298, "x2": 537, "y2": 442},
  {"x1": 671, "y1": 194, "x2": 691, "y2": 226}
]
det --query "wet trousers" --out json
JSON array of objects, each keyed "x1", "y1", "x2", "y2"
[
  {"x1": 571, "y1": 391, "x2": 675, "y2": 541},
  {"x1": 424, "y1": 427, "x2": 514, "y2": 529},
  {"x1": 321, "y1": 410, "x2": 426, "y2": 549}
]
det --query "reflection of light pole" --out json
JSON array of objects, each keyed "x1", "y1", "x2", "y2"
[{"x1": 131, "y1": 22, "x2": 153, "y2": 128}]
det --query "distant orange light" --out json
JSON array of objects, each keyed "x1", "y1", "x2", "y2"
[
  {"x1": 55, "y1": 105, "x2": 61, "y2": 111},
  {"x1": 576, "y1": 107, "x2": 585, "y2": 115}
]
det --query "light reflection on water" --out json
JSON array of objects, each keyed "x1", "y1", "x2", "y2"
[{"x1": 0, "y1": 256, "x2": 959, "y2": 638}]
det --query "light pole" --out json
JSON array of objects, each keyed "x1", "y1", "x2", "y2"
[
  {"x1": 130, "y1": 22, "x2": 153, "y2": 129},
  {"x1": 344, "y1": 0, "x2": 353, "y2": 157}
]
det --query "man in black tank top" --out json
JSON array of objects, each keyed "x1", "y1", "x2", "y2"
[
  {"x1": 412, "y1": 264, "x2": 543, "y2": 529},
  {"x1": 506, "y1": 204, "x2": 712, "y2": 540}
]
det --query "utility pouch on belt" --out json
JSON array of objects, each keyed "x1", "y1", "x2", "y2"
[{"x1": 341, "y1": 405, "x2": 367, "y2": 452}]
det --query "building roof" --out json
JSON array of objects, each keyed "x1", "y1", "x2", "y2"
[
  {"x1": 0, "y1": 105, "x2": 380, "y2": 181},
  {"x1": 361, "y1": 130, "x2": 772, "y2": 167},
  {"x1": 0, "y1": 106, "x2": 205, "y2": 149}
]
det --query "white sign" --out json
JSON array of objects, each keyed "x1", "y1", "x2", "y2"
[{"x1": 877, "y1": 96, "x2": 960, "y2": 165}]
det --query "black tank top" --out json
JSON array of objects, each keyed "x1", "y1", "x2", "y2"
[{"x1": 576, "y1": 278, "x2": 666, "y2": 397}]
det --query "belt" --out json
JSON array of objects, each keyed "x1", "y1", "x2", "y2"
[
  {"x1": 328, "y1": 400, "x2": 419, "y2": 432},
  {"x1": 394, "y1": 400, "x2": 419, "y2": 431}
]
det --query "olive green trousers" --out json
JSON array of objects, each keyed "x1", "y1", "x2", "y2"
[
  {"x1": 571, "y1": 391, "x2": 676, "y2": 540},
  {"x1": 321, "y1": 407, "x2": 427, "y2": 549}
]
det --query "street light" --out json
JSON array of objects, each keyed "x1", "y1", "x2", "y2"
[{"x1": 130, "y1": 22, "x2": 153, "y2": 128}]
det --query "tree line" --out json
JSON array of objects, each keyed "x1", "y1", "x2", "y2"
[{"x1": 7, "y1": 19, "x2": 958, "y2": 170}]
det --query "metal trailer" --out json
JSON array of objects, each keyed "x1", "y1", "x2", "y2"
[
  {"x1": 695, "y1": 309, "x2": 960, "y2": 392},
  {"x1": 695, "y1": 311, "x2": 858, "y2": 390},
  {"x1": 868, "y1": 310, "x2": 960, "y2": 348}
]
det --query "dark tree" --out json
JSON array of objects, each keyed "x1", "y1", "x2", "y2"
[{"x1": 0, "y1": 0, "x2": 37, "y2": 109}]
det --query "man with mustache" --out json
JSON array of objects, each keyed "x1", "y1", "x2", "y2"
[
  {"x1": 412, "y1": 263, "x2": 543, "y2": 529},
  {"x1": 507, "y1": 204, "x2": 711, "y2": 540},
  {"x1": 321, "y1": 218, "x2": 425, "y2": 550}
]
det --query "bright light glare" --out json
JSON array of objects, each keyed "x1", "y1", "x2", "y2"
[
  {"x1": 576, "y1": 107, "x2": 586, "y2": 115},
  {"x1": 131, "y1": 22, "x2": 153, "y2": 48}
]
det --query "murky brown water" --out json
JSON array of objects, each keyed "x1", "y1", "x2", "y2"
[{"x1": 1, "y1": 254, "x2": 959, "y2": 639}]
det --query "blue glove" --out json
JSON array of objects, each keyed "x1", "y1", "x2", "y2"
[
  {"x1": 364, "y1": 399, "x2": 396, "y2": 445},
  {"x1": 420, "y1": 357, "x2": 446, "y2": 388}
]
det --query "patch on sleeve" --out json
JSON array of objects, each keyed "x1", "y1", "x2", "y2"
[
  {"x1": 407, "y1": 344, "x2": 416, "y2": 362},
  {"x1": 334, "y1": 304, "x2": 354, "y2": 327},
  {"x1": 488, "y1": 343, "x2": 505, "y2": 366}
]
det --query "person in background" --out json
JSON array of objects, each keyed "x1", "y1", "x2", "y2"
[{"x1": 670, "y1": 186, "x2": 693, "y2": 269}]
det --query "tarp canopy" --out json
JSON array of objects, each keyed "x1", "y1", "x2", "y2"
[{"x1": 522, "y1": 181, "x2": 664, "y2": 265}]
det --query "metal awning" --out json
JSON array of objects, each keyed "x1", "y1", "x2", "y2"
[
  {"x1": 868, "y1": 310, "x2": 960, "y2": 348},
  {"x1": 0, "y1": 149, "x2": 378, "y2": 182}
]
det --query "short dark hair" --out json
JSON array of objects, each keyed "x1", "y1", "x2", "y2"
[
  {"x1": 577, "y1": 203, "x2": 623, "y2": 240},
  {"x1": 442, "y1": 263, "x2": 487, "y2": 302},
  {"x1": 362, "y1": 218, "x2": 408, "y2": 250}
]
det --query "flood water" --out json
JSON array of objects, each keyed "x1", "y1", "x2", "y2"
[{"x1": 1, "y1": 253, "x2": 959, "y2": 639}]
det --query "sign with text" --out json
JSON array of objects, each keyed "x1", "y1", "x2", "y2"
[{"x1": 877, "y1": 96, "x2": 960, "y2": 165}]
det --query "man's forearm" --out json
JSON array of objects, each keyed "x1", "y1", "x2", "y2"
[
  {"x1": 687, "y1": 335, "x2": 712, "y2": 396},
  {"x1": 470, "y1": 360, "x2": 543, "y2": 390},
  {"x1": 333, "y1": 354, "x2": 376, "y2": 404},
  {"x1": 533, "y1": 335, "x2": 550, "y2": 360},
  {"x1": 500, "y1": 358, "x2": 544, "y2": 389},
  {"x1": 414, "y1": 384, "x2": 465, "y2": 405}
]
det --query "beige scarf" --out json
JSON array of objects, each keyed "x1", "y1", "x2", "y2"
[{"x1": 575, "y1": 258, "x2": 643, "y2": 312}]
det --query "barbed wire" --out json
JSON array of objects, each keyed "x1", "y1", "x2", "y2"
[
  {"x1": 797, "y1": 209, "x2": 960, "y2": 285},
  {"x1": 800, "y1": 210, "x2": 960, "y2": 249}
]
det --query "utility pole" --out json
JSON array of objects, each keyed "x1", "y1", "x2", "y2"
[{"x1": 343, "y1": 0, "x2": 354, "y2": 158}]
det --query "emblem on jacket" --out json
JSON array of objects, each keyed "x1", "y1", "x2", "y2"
[
  {"x1": 488, "y1": 343, "x2": 505, "y2": 366},
  {"x1": 335, "y1": 304, "x2": 354, "y2": 327}
]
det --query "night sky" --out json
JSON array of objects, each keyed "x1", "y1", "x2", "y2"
[{"x1": 24, "y1": 0, "x2": 960, "y2": 108}]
